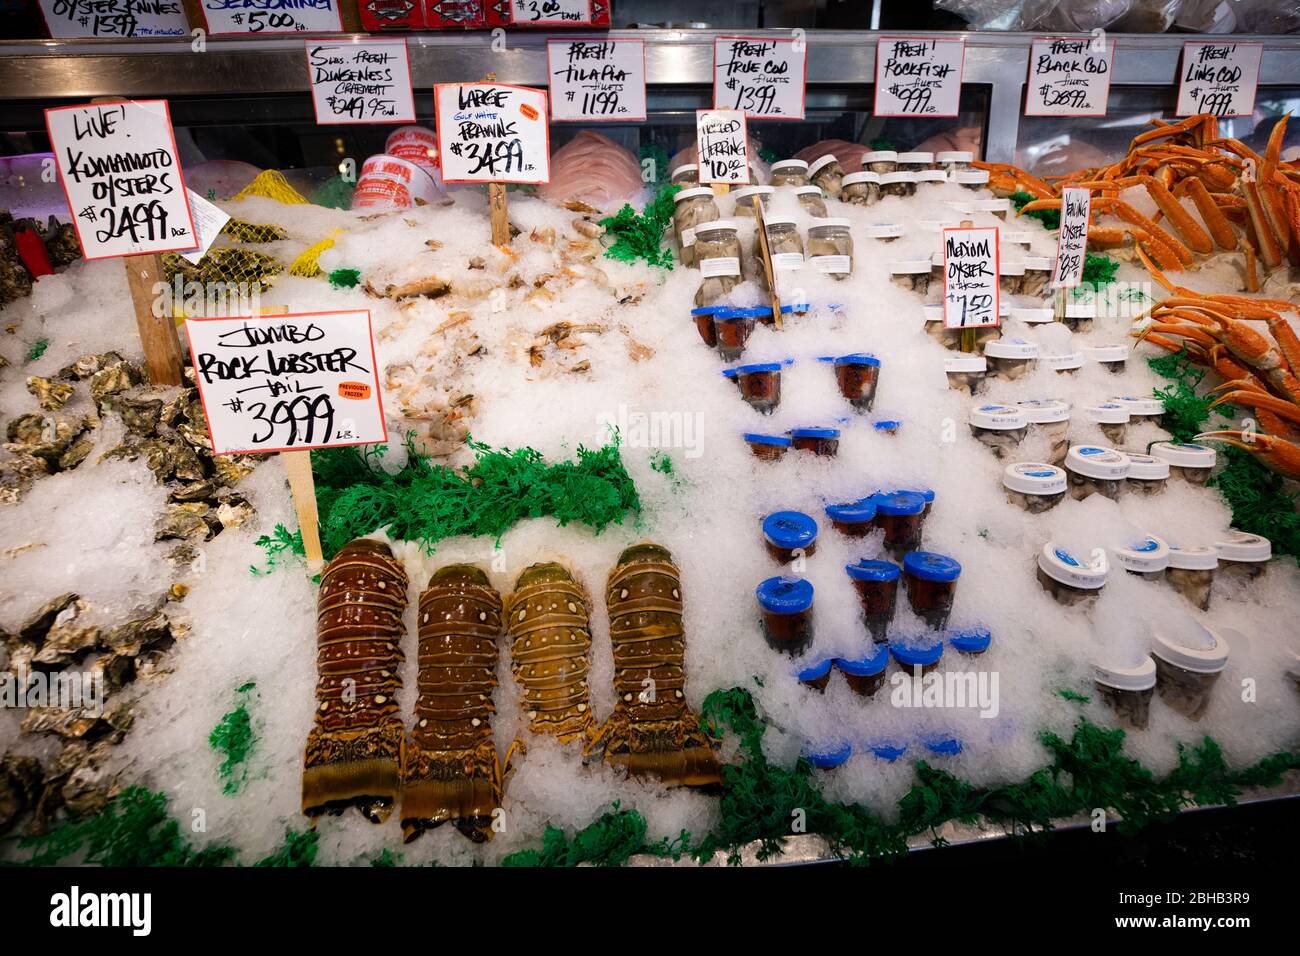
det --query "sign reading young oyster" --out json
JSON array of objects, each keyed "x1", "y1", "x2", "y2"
[
  {"x1": 875, "y1": 37, "x2": 965, "y2": 117},
  {"x1": 547, "y1": 39, "x2": 647, "y2": 122},
  {"x1": 1176, "y1": 41, "x2": 1262, "y2": 117},
  {"x1": 713, "y1": 37, "x2": 807, "y2": 119},
  {"x1": 186, "y1": 310, "x2": 387, "y2": 455},
  {"x1": 1025, "y1": 36, "x2": 1113, "y2": 116},
  {"x1": 435, "y1": 83, "x2": 550, "y2": 184},
  {"x1": 306, "y1": 38, "x2": 416, "y2": 124},
  {"x1": 198, "y1": 0, "x2": 344, "y2": 34},
  {"x1": 1053, "y1": 187, "x2": 1091, "y2": 289},
  {"x1": 37, "y1": 0, "x2": 189, "y2": 37},
  {"x1": 942, "y1": 226, "x2": 1000, "y2": 329},
  {"x1": 45, "y1": 100, "x2": 196, "y2": 260},
  {"x1": 696, "y1": 109, "x2": 750, "y2": 185}
]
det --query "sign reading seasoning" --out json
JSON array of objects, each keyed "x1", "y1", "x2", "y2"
[
  {"x1": 306, "y1": 39, "x2": 415, "y2": 124},
  {"x1": 942, "y1": 226, "x2": 1000, "y2": 329},
  {"x1": 44, "y1": 100, "x2": 196, "y2": 261},
  {"x1": 696, "y1": 109, "x2": 750, "y2": 185},
  {"x1": 713, "y1": 37, "x2": 806, "y2": 120},
  {"x1": 185, "y1": 309, "x2": 387, "y2": 456},
  {"x1": 875, "y1": 37, "x2": 965, "y2": 117},
  {"x1": 37, "y1": 0, "x2": 189, "y2": 37},
  {"x1": 198, "y1": 0, "x2": 344, "y2": 34},
  {"x1": 547, "y1": 39, "x2": 647, "y2": 122},
  {"x1": 1176, "y1": 41, "x2": 1262, "y2": 117},
  {"x1": 1025, "y1": 37, "x2": 1113, "y2": 116},
  {"x1": 435, "y1": 83, "x2": 550, "y2": 184},
  {"x1": 1052, "y1": 187, "x2": 1091, "y2": 290}
]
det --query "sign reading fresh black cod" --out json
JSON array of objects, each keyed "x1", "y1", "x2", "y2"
[
  {"x1": 1025, "y1": 37, "x2": 1113, "y2": 116},
  {"x1": 713, "y1": 37, "x2": 806, "y2": 119},
  {"x1": 696, "y1": 109, "x2": 750, "y2": 185},
  {"x1": 547, "y1": 39, "x2": 647, "y2": 121},
  {"x1": 186, "y1": 310, "x2": 387, "y2": 455},
  {"x1": 875, "y1": 37, "x2": 965, "y2": 117},
  {"x1": 45, "y1": 100, "x2": 196, "y2": 261},
  {"x1": 1176, "y1": 41, "x2": 1262, "y2": 117},
  {"x1": 1052, "y1": 187, "x2": 1091, "y2": 289},
  {"x1": 435, "y1": 83, "x2": 550, "y2": 184},
  {"x1": 943, "y1": 226, "x2": 1000, "y2": 329}
]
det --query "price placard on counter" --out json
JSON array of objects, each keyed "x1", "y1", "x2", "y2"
[
  {"x1": 713, "y1": 37, "x2": 807, "y2": 120},
  {"x1": 1176, "y1": 41, "x2": 1262, "y2": 117},
  {"x1": 696, "y1": 109, "x2": 750, "y2": 185},
  {"x1": 45, "y1": 100, "x2": 196, "y2": 261},
  {"x1": 1025, "y1": 37, "x2": 1114, "y2": 116},
  {"x1": 434, "y1": 83, "x2": 550, "y2": 184},
  {"x1": 513, "y1": 0, "x2": 595, "y2": 24},
  {"x1": 306, "y1": 39, "x2": 415, "y2": 124},
  {"x1": 875, "y1": 37, "x2": 965, "y2": 117},
  {"x1": 186, "y1": 310, "x2": 387, "y2": 456},
  {"x1": 37, "y1": 0, "x2": 189, "y2": 37},
  {"x1": 547, "y1": 39, "x2": 647, "y2": 122},
  {"x1": 198, "y1": 0, "x2": 344, "y2": 35},
  {"x1": 942, "y1": 227, "x2": 1000, "y2": 329},
  {"x1": 1052, "y1": 187, "x2": 1091, "y2": 289}
]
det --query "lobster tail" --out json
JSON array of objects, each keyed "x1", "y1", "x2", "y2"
[
  {"x1": 600, "y1": 543, "x2": 723, "y2": 789},
  {"x1": 402, "y1": 564, "x2": 503, "y2": 844},
  {"x1": 302, "y1": 539, "x2": 408, "y2": 824}
]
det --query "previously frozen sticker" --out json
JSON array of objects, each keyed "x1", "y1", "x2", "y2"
[
  {"x1": 548, "y1": 39, "x2": 647, "y2": 122},
  {"x1": 186, "y1": 309, "x2": 387, "y2": 455},
  {"x1": 306, "y1": 39, "x2": 415, "y2": 124},
  {"x1": 435, "y1": 83, "x2": 550, "y2": 184},
  {"x1": 45, "y1": 100, "x2": 196, "y2": 260},
  {"x1": 875, "y1": 37, "x2": 965, "y2": 117},
  {"x1": 1025, "y1": 37, "x2": 1113, "y2": 116},
  {"x1": 199, "y1": 0, "x2": 344, "y2": 34},
  {"x1": 37, "y1": 0, "x2": 188, "y2": 37},
  {"x1": 1176, "y1": 41, "x2": 1262, "y2": 117},
  {"x1": 1052, "y1": 187, "x2": 1091, "y2": 289},
  {"x1": 696, "y1": 109, "x2": 750, "y2": 185},
  {"x1": 178, "y1": 190, "x2": 231, "y2": 265},
  {"x1": 942, "y1": 226, "x2": 1000, "y2": 329},
  {"x1": 713, "y1": 37, "x2": 806, "y2": 120}
]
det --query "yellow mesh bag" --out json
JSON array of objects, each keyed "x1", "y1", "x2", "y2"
[
  {"x1": 232, "y1": 170, "x2": 310, "y2": 205},
  {"x1": 288, "y1": 237, "x2": 337, "y2": 278},
  {"x1": 162, "y1": 248, "x2": 283, "y2": 293},
  {"x1": 222, "y1": 219, "x2": 289, "y2": 243}
]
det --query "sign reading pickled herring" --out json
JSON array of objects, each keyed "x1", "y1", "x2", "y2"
[
  {"x1": 1025, "y1": 37, "x2": 1113, "y2": 116},
  {"x1": 1052, "y1": 187, "x2": 1091, "y2": 290},
  {"x1": 547, "y1": 39, "x2": 647, "y2": 122},
  {"x1": 1176, "y1": 41, "x2": 1262, "y2": 118},
  {"x1": 186, "y1": 310, "x2": 387, "y2": 455},
  {"x1": 875, "y1": 37, "x2": 965, "y2": 117},
  {"x1": 45, "y1": 100, "x2": 196, "y2": 261},
  {"x1": 435, "y1": 83, "x2": 550, "y2": 184},
  {"x1": 37, "y1": 0, "x2": 189, "y2": 37},
  {"x1": 306, "y1": 38, "x2": 415, "y2": 124},
  {"x1": 696, "y1": 109, "x2": 750, "y2": 185},
  {"x1": 942, "y1": 226, "x2": 1000, "y2": 329},
  {"x1": 199, "y1": 0, "x2": 343, "y2": 34},
  {"x1": 713, "y1": 37, "x2": 806, "y2": 120}
]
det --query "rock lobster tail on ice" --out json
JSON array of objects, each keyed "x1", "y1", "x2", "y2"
[
  {"x1": 593, "y1": 543, "x2": 723, "y2": 789},
  {"x1": 402, "y1": 564, "x2": 503, "y2": 843},
  {"x1": 302, "y1": 539, "x2": 408, "y2": 824}
]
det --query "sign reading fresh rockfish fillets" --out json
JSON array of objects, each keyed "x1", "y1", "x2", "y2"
[
  {"x1": 45, "y1": 100, "x2": 196, "y2": 261},
  {"x1": 198, "y1": 0, "x2": 344, "y2": 33},
  {"x1": 435, "y1": 83, "x2": 550, "y2": 184},
  {"x1": 307, "y1": 39, "x2": 415, "y2": 124},
  {"x1": 875, "y1": 37, "x2": 965, "y2": 117},
  {"x1": 943, "y1": 226, "x2": 1000, "y2": 329},
  {"x1": 37, "y1": 0, "x2": 189, "y2": 37},
  {"x1": 1052, "y1": 187, "x2": 1091, "y2": 289},
  {"x1": 548, "y1": 39, "x2": 647, "y2": 122},
  {"x1": 713, "y1": 37, "x2": 806, "y2": 120},
  {"x1": 186, "y1": 310, "x2": 387, "y2": 455},
  {"x1": 1176, "y1": 41, "x2": 1262, "y2": 117},
  {"x1": 1025, "y1": 37, "x2": 1113, "y2": 116},
  {"x1": 696, "y1": 109, "x2": 750, "y2": 185}
]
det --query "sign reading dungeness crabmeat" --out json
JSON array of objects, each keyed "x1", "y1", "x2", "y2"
[
  {"x1": 943, "y1": 226, "x2": 1000, "y2": 329},
  {"x1": 185, "y1": 310, "x2": 387, "y2": 455},
  {"x1": 434, "y1": 83, "x2": 550, "y2": 184},
  {"x1": 696, "y1": 109, "x2": 750, "y2": 185},
  {"x1": 306, "y1": 38, "x2": 416, "y2": 124}
]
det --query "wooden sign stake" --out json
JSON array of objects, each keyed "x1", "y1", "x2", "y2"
[
  {"x1": 489, "y1": 183, "x2": 511, "y2": 246},
  {"x1": 124, "y1": 251, "x2": 184, "y2": 385},
  {"x1": 284, "y1": 450, "x2": 324, "y2": 571},
  {"x1": 752, "y1": 196, "x2": 784, "y2": 331},
  {"x1": 1053, "y1": 286, "x2": 1068, "y2": 323}
]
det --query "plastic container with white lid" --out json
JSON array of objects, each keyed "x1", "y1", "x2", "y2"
[
  {"x1": 969, "y1": 404, "x2": 1028, "y2": 457},
  {"x1": 731, "y1": 184, "x2": 775, "y2": 218},
  {"x1": 945, "y1": 353, "x2": 987, "y2": 394},
  {"x1": 954, "y1": 169, "x2": 990, "y2": 188},
  {"x1": 983, "y1": 337, "x2": 1040, "y2": 380},
  {"x1": 1003, "y1": 462, "x2": 1067, "y2": 512},
  {"x1": 1044, "y1": 352, "x2": 1084, "y2": 374},
  {"x1": 973, "y1": 197, "x2": 1012, "y2": 218},
  {"x1": 807, "y1": 217, "x2": 853, "y2": 277},
  {"x1": 840, "y1": 170, "x2": 880, "y2": 206},
  {"x1": 896, "y1": 151, "x2": 935, "y2": 165},
  {"x1": 794, "y1": 184, "x2": 828, "y2": 216},
  {"x1": 888, "y1": 257, "x2": 933, "y2": 294},
  {"x1": 1151, "y1": 441, "x2": 1216, "y2": 484},
  {"x1": 1111, "y1": 395, "x2": 1165, "y2": 425},
  {"x1": 769, "y1": 158, "x2": 809, "y2": 186},
  {"x1": 672, "y1": 186, "x2": 721, "y2": 266},
  {"x1": 1215, "y1": 530, "x2": 1272, "y2": 580},
  {"x1": 1124, "y1": 453, "x2": 1170, "y2": 494},
  {"x1": 999, "y1": 259, "x2": 1026, "y2": 294},
  {"x1": 1037, "y1": 542, "x2": 1109, "y2": 606},
  {"x1": 1083, "y1": 344, "x2": 1129, "y2": 372},
  {"x1": 1111, "y1": 535, "x2": 1171, "y2": 579},
  {"x1": 864, "y1": 221, "x2": 904, "y2": 241},
  {"x1": 1094, "y1": 655, "x2": 1158, "y2": 729},
  {"x1": 808, "y1": 153, "x2": 845, "y2": 197},
  {"x1": 1064, "y1": 445, "x2": 1131, "y2": 500},
  {"x1": 1167, "y1": 545, "x2": 1219, "y2": 610},
  {"x1": 1003, "y1": 230, "x2": 1035, "y2": 246},
  {"x1": 1011, "y1": 306, "x2": 1056, "y2": 324},
  {"x1": 937, "y1": 150, "x2": 974, "y2": 167},
  {"x1": 670, "y1": 163, "x2": 700, "y2": 184},
  {"x1": 1020, "y1": 255, "x2": 1053, "y2": 296},
  {"x1": 1079, "y1": 402, "x2": 1131, "y2": 445},
  {"x1": 1151, "y1": 624, "x2": 1229, "y2": 720},
  {"x1": 879, "y1": 171, "x2": 916, "y2": 198},
  {"x1": 1018, "y1": 398, "x2": 1071, "y2": 463},
  {"x1": 915, "y1": 169, "x2": 949, "y2": 184},
  {"x1": 1063, "y1": 300, "x2": 1095, "y2": 330},
  {"x1": 862, "y1": 150, "x2": 899, "y2": 173}
]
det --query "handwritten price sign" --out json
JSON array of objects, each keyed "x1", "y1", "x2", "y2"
[
  {"x1": 875, "y1": 37, "x2": 965, "y2": 118},
  {"x1": 696, "y1": 109, "x2": 749, "y2": 185},
  {"x1": 513, "y1": 0, "x2": 593, "y2": 23},
  {"x1": 199, "y1": 0, "x2": 343, "y2": 34},
  {"x1": 1177, "y1": 42, "x2": 1262, "y2": 118},
  {"x1": 186, "y1": 310, "x2": 387, "y2": 455},
  {"x1": 435, "y1": 83, "x2": 550, "y2": 184},
  {"x1": 1052, "y1": 187, "x2": 1091, "y2": 290},
  {"x1": 943, "y1": 227, "x2": 1000, "y2": 329},
  {"x1": 548, "y1": 39, "x2": 646, "y2": 122},
  {"x1": 307, "y1": 39, "x2": 415, "y2": 124},
  {"x1": 38, "y1": 0, "x2": 188, "y2": 37},
  {"x1": 713, "y1": 37, "x2": 806, "y2": 120},
  {"x1": 45, "y1": 100, "x2": 196, "y2": 261},
  {"x1": 1025, "y1": 37, "x2": 1113, "y2": 116}
]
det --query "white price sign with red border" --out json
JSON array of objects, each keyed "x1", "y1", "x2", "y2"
[
  {"x1": 713, "y1": 36, "x2": 807, "y2": 120},
  {"x1": 875, "y1": 37, "x2": 965, "y2": 118},
  {"x1": 547, "y1": 39, "x2": 647, "y2": 122},
  {"x1": 306, "y1": 38, "x2": 416, "y2": 125},
  {"x1": 1176, "y1": 41, "x2": 1262, "y2": 117},
  {"x1": 943, "y1": 226, "x2": 1000, "y2": 329},
  {"x1": 1025, "y1": 37, "x2": 1114, "y2": 117},
  {"x1": 1052, "y1": 187, "x2": 1091, "y2": 290},
  {"x1": 197, "y1": 0, "x2": 344, "y2": 35},
  {"x1": 434, "y1": 83, "x2": 551, "y2": 184},
  {"x1": 696, "y1": 109, "x2": 750, "y2": 185}
]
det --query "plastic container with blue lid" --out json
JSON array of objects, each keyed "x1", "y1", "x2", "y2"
[
  {"x1": 836, "y1": 643, "x2": 891, "y2": 697},
  {"x1": 690, "y1": 304, "x2": 728, "y2": 347},
  {"x1": 796, "y1": 657, "x2": 835, "y2": 691},
  {"x1": 762, "y1": 511, "x2": 818, "y2": 562},
  {"x1": 804, "y1": 741, "x2": 852, "y2": 770},
  {"x1": 743, "y1": 432, "x2": 792, "y2": 462},
  {"x1": 832, "y1": 353, "x2": 882, "y2": 412},
  {"x1": 824, "y1": 499, "x2": 877, "y2": 537},
  {"x1": 890, "y1": 635, "x2": 945, "y2": 674},
  {"x1": 730, "y1": 361, "x2": 786, "y2": 415},
  {"x1": 873, "y1": 419, "x2": 902, "y2": 434},
  {"x1": 845, "y1": 559, "x2": 901, "y2": 643},
  {"x1": 922, "y1": 735, "x2": 963, "y2": 757},
  {"x1": 947, "y1": 625, "x2": 992, "y2": 655},
  {"x1": 868, "y1": 741, "x2": 909, "y2": 762},
  {"x1": 789, "y1": 427, "x2": 840, "y2": 457},
  {"x1": 903, "y1": 552, "x2": 962, "y2": 630},
  {"x1": 713, "y1": 307, "x2": 758, "y2": 362},
  {"x1": 756, "y1": 577, "x2": 815, "y2": 655},
  {"x1": 873, "y1": 491, "x2": 928, "y2": 557}
]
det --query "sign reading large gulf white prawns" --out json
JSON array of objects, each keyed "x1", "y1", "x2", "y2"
[
  {"x1": 875, "y1": 37, "x2": 965, "y2": 117},
  {"x1": 306, "y1": 38, "x2": 416, "y2": 124},
  {"x1": 547, "y1": 39, "x2": 647, "y2": 121},
  {"x1": 713, "y1": 37, "x2": 806, "y2": 119},
  {"x1": 435, "y1": 83, "x2": 550, "y2": 184},
  {"x1": 1176, "y1": 41, "x2": 1262, "y2": 117},
  {"x1": 696, "y1": 109, "x2": 749, "y2": 185},
  {"x1": 1025, "y1": 37, "x2": 1113, "y2": 116},
  {"x1": 943, "y1": 226, "x2": 1000, "y2": 329}
]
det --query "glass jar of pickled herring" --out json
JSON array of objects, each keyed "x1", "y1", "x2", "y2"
[
  {"x1": 756, "y1": 216, "x2": 805, "y2": 273},
  {"x1": 862, "y1": 150, "x2": 898, "y2": 175},
  {"x1": 770, "y1": 159, "x2": 810, "y2": 187},
  {"x1": 1064, "y1": 445, "x2": 1131, "y2": 501},
  {"x1": 732, "y1": 184, "x2": 775, "y2": 220},
  {"x1": 673, "y1": 186, "x2": 720, "y2": 268},
  {"x1": 693, "y1": 219, "x2": 743, "y2": 306},
  {"x1": 808, "y1": 154, "x2": 845, "y2": 198},
  {"x1": 840, "y1": 171, "x2": 880, "y2": 206}
]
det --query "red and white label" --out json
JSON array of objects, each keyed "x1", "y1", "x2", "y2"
[{"x1": 713, "y1": 36, "x2": 807, "y2": 120}]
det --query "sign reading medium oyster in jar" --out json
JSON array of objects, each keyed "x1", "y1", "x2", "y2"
[
  {"x1": 942, "y1": 226, "x2": 1000, "y2": 329},
  {"x1": 198, "y1": 0, "x2": 344, "y2": 34},
  {"x1": 875, "y1": 37, "x2": 965, "y2": 117},
  {"x1": 1176, "y1": 41, "x2": 1262, "y2": 117},
  {"x1": 37, "y1": 0, "x2": 189, "y2": 37},
  {"x1": 696, "y1": 109, "x2": 750, "y2": 185},
  {"x1": 1025, "y1": 37, "x2": 1114, "y2": 116},
  {"x1": 306, "y1": 38, "x2": 416, "y2": 124},
  {"x1": 44, "y1": 100, "x2": 196, "y2": 260},
  {"x1": 547, "y1": 39, "x2": 647, "y2": 122},
  {"x1": 713, "y1": 37, "x2": 807, "y2": 120},
  {"x1": 435, "y1": 83, "x2": 550, "y2": 184},
  {"x1": 1052, "y1": 186, "x2": 1091, "y2": 289}
]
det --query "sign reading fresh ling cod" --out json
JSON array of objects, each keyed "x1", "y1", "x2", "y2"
[
  {"x1": 943, "y1": 226, "x2": 1000, "y2": 329},
  {"x1": 306, "y1": 38, "x2": 415, "y2": 124},
  {"x1": 713, "y1": 37, "x2": 806, "y2": 120},
  {"x1": 875, "y1": 37, "x2": 965, "y2": 117},
  {"x1": 547, "y1": 39, "x2": 647, "y2": 122},
  {"x1": 1176, "y1": 41, "x2": 1262, "y2": 117},
  {"x1": 1025, "y1": 37, "x2": 1113, "y2": 116},
  {"x1": 434, "y1": 83, "x2": 550, "y2": 184},
  {"x1": 1052, "y1": 187, "x2": 1091, "y2": 289},
  {"x1": 695, "y1": 109, "x2": 750, "y2": 185}
]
